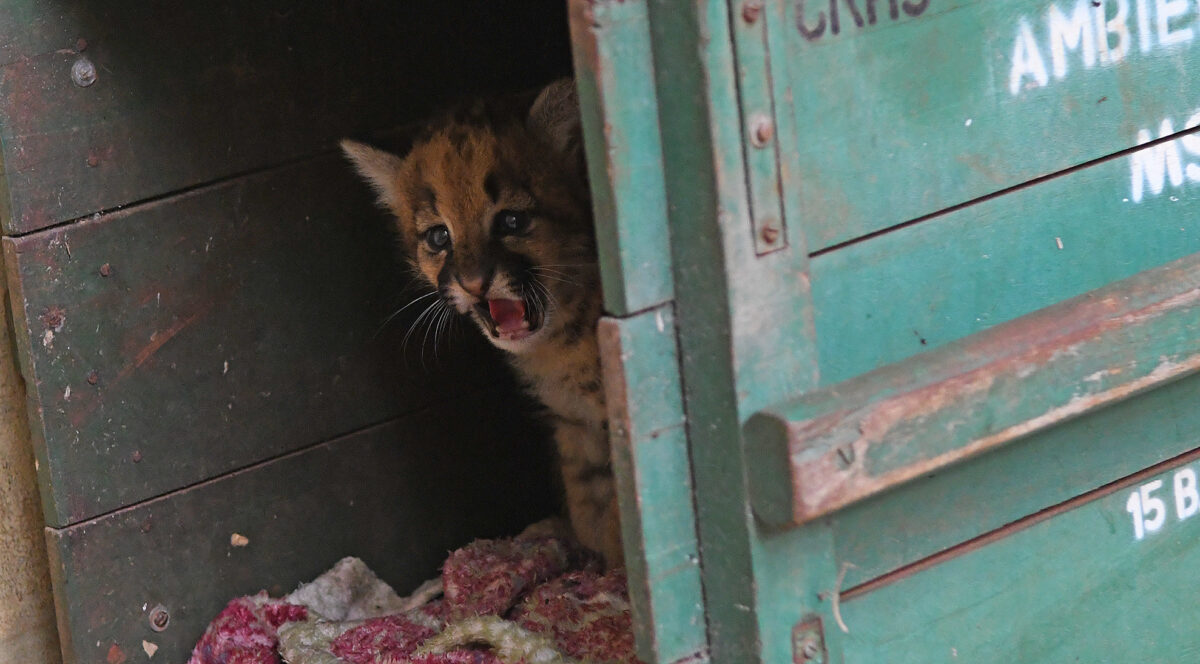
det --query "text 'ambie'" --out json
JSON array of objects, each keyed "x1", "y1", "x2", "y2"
[
  {"x1": 797, "y1": 0, "x2": 930, "y2": 41},
  {"x1": 1009, "y1": 0, "x2": 1198, "y2": 96}
]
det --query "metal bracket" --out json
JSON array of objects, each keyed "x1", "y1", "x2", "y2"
[
  {"x1": 792, "y1": 616, "x2": 828, "y2": 664},
  {"x1": 731, "y1": 0, "x2": 789, "y2": 256}
]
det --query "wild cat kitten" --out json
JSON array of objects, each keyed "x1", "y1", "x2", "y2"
[{"x1": 341, "y1": 79, "x2": 623, "y2": 567}]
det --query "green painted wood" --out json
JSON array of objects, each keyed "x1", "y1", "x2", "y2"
[
  {"x1": 645, "y1": 0, "x2": 826, "y2": 661},
  {"x1": 840, "y1": 448, "x2": 1200, "y2": 662},
  {"x1": 4, "y1": 155, "x2": 510, "y2": 527},
  {"x1": 45, "y1": 398, "x2": 555, "y2": 664},
  {"x1": 570, "y1": 0, "x2": 674, "y2": 317},
  {"x1": 811, "y1": 143, "x2": 1200, "y2": 386},
  {"x1": 0, "y1": 0, "x2": 571, "y2": 235},
  {"x1": 747, "y1": 251, "x2": 1200, "y2": 528},
  {"x1": 773, "y1": 0, "x2": 1200, "y2": 251},
  {"x1": 599, "y1": 308, "x2": 706, "y2": 664},
  {"x1": 832, "y1": 368, "x2": 1200, "y2": 590}
]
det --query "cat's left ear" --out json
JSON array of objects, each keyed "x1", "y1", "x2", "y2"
[
  {"x1": 340, "y1": 139, "x2": 405, "y2": 212},
  {"x1": 527, "y1": 78, "x2": 584, "y2": 168}
]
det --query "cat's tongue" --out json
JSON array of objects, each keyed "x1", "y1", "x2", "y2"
[{"x1": 488, "y1": 298, "x2": 527, "y2": 332}]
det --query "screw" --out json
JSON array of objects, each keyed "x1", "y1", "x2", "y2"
[
  {"x1": 131, "y1": 450, "x2": 143, "y2": 463},
  {"x1": 71, "y1": 57, "x2": 97, "y2": 87},
  {"x1": 99, "y1": 263, "x2": 111, "y2": 277},
  {"x1": 86, "y1": 370, "x2": 99, "y2": 385},
  {"x1": 742, "y1": 1, "x2": 764, "y2": 23},
  {"x1": 760, "y1": 222, "x2": 780, "y2": 244},
  {"x1": 86, "y1": 154, "x2": 99, "y2": 167},
  {"x1": 749, "y1": 114, "x2": 774, "y2": 147},
  {"x1": 75, "y1": 38, "x2": 88, "y2": 52},
  {"x1": 800, "y1": 641, "x2": 820, "y2": 660},
  {"x1": 836, "y1": 444, "x2": 856, "y2": 469},
  {"x1": 148, "y1": 605, "x2": 169, "y2": 631}
]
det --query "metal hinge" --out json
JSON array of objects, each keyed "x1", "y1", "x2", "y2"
[{"x1": 731, "y1": 0, "x2": 789, "y2": 256}]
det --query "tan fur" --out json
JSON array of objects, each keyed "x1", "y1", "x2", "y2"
[{"x1": 342, "y1": 79, "x2": 623, "y2": 567}]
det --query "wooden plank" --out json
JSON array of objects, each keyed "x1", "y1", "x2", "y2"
[
  {"x1": 45, "y1": 398, "x2": 556, "y2": 664},
  {"x1": 0, "y1": 0, "x2": 571, "y2": 234},
  {"x1": 832, "y1": 368, "x2": 1200, "y2": 590},
  {"x1": 570, "y1": 0, "x2": 674, "y2": 316},
  {"x1": 0, "y1": 266, "x2": 61, "y2": 663},
  {"x1": 599, "y1": 308, "x2": 707, "y2": 664},
  {"x1": 644, "y1": 1, "x2": 826, "y2": 661},
  {"x1": 839, "y1": 449, "x2": 1200, "y2": 662},
  {"x1": 746, "y1": 251, "x2": 1200, "y2": 529},
  {"x1": 811, "y1": 143, "x2": 1200, "y2": 386},
  {"x1": 771, "y1": 0, "x2": 1200, "y2": 251},
  {"x1": 4, "y1": 155, "x2": 509, "y2": 527}
]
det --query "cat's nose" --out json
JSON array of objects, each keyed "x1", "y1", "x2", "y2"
[{"x1": 458, "y1": 275, "x2": 487, "y2": 298}]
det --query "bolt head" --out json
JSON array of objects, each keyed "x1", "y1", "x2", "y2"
[
  {"x1": 760, "y1": 223, "x2": 780, "y2": 244},
  {"x1": 749, "y1": 114, "x2": 774, "y2": 148},
  {"x1": 742, "y1": 1, "x2": 764, "y2": 23},
  {"x1": 148, "y1": 605, "x2": 170, "y2": 631},
  {"x1": 71, "y1": 57, "x2": 97, "y2": 87},
  {"x1": 99, "y1": 263, "x2": 112, "y2": 277}
]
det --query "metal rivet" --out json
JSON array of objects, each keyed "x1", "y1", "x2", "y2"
[
  {"x1": 742, "y1": 1, "x2": 764, "y2": 23},
  {"x1": 99, "y1": 263, "x2": 112, "y2": 277},
  {"x1": 71, "y1": 57, "x2": 97, "y2": 87},
  {"x1": 760, "y1": 222, "x2": 780, "y2": 245},
  {"x1": 86, "y1": 154, "x2": 99, "y2": 167},
  {"x1": 148, "y1": 605, "x2": 170, "y2": 632},
  {"x1": 801, "y1": 643, "x2": 820, "y2": 659},
  {"x1": 749, "y1": 114, "x2": 774, "y2": 148},
  {"x1": 75, "y1": 38, "x2": 88, "y2": 52},
  {"x1": 86, "y1": 370, "x2": 100, "y2": 385}
]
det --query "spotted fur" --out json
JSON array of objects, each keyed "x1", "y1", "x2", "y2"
[{"x1": 342, "y1": 79, "x2": 622, "y2": 567}]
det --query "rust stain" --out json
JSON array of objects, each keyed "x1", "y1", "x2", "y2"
[
  {"x1": 106, "y1": 643, "x2": 126, "y2": 664},
  {"x1": 39, "y1": 305, "x2": 65, "y2": 331}
]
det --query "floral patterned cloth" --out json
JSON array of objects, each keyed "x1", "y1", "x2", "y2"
[{"x1": 187, "y1": 528, "x2": 642, "y2": 664}]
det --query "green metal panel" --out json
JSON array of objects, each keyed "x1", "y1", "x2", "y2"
[
  {"x1": 840, "y1": 446, "x2": 1200, "y2": 662},
  {"x1": 3, "y1": 156, "x2": 507, "y2": 527},
  {"x1": 811, "y1": 149, "x2": 1200, "y2": 385},
  {"x1": 570, "y1": 0, "x2": 674, "y2": 317},
  {"x1": 45, "y1": 396, "x2": 554, "y2": 664},
  {"x1": 0, "y1": 0, "x2": 571, "y2": 234},
  {"x1": 776, "y1": 0, "x2": 1200, "y2": 251},
  {"x1": 599, "y1": 308, "x2": 706, "y2": 664}
]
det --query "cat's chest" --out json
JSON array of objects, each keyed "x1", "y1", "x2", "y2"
[{"x1": 515, "y1": 344, "x2": 606, "y2": 426}]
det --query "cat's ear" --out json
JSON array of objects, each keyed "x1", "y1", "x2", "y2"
[
  {"x1": 340, "y1": 139, "x2": 405, "y2": 211},
  {"x1": 527, "y1": 78, "x2": 583, "y2": 166}
]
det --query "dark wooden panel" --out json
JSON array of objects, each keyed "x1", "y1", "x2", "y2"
[
  {"x1": 5, "y1": 155, "x2": 514, "y2": 527},
  {"x1": 46, "y1": 399, "x2": 556, "y2": 664},
  {"x1": 0, "y1": 0, "x2": 571, "y2": 234}
]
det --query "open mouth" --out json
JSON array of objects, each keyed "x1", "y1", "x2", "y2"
[{"x1": 475, "y1": 298, "x2": 542, "y2": 341}]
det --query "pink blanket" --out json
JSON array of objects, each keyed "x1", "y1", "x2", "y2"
[{"x1": 188, "y1": 529, "x2": 643, "y2": 664}]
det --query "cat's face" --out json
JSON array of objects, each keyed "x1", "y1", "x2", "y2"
[{"x1": 342, "y1": 80, "x2": 597, "y2": 354}]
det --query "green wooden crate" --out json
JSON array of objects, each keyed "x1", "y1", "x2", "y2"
[
  {"x1": 0, "y1": 2, "x2": 571, "y2": 662},
  {"x1": 575, "y1": 0, "x2": 1200, "y2": 662}
]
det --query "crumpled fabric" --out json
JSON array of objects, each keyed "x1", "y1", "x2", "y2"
[{"x1": 187, "y1": 526, "x2": 643, "y2": 664}]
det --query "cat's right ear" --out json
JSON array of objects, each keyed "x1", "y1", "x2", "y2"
[{"x1": 340, "y1": 140, "x2": 405, "y2": 212}]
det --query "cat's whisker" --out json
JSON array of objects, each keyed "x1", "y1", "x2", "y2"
[
  {"x1": 402, "y1": 298, "x2": 441, "y2": 361},
  {"x1": 375, "y1": 290, "x2": 438, "y2": 339}
]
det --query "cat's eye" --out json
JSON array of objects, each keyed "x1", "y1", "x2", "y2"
[
  {"x1": 495, "y1": 210, "x2": 532, "y2": 235},
  {"x1": 424, "y1": 225, "x2": 451, "y2": 252}
]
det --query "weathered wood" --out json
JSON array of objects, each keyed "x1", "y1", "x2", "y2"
[
  {"x1": 811, "y1": 148, "x2": 1200, "y2": 385},
  {"x1": 0, "y1": 0, "x2": 571, "y2": 234},
  {"x1": 840, "y1": 449, "x2": 1200, "y2": 662},
  {"x1": 599, "y1": 308, "x2": 706, "y2": 664},
  {"x1": 45, "y1": 398, "x2": 555, "y2": 664},
  {"x1": 832, "y1": 369, "x2": 1200, "y2": 589},
  {"x1": 746, "y1": 251, "x2": 1200, "y2": 529},
  {"x1": 4, "y1": 155, "x2": 510, "y2": 527},
  {"x1": 775, "y1": 0, "x2": 1200, "y2": 251},
  {"x1": 0, "y1": 263, "x2": 61, "y2": 664},
  {"x1": 570, "y1": 0, "x2": 674, "y2": 317}
]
